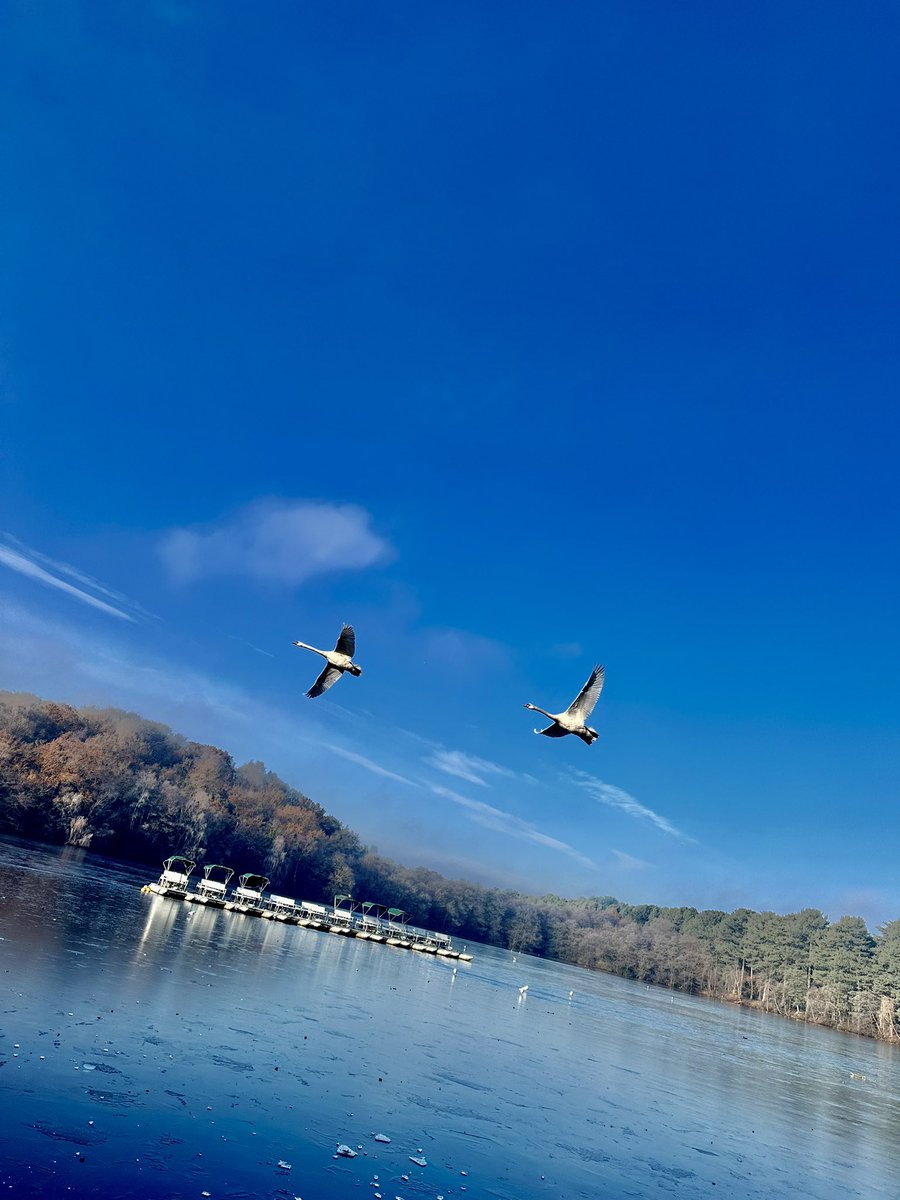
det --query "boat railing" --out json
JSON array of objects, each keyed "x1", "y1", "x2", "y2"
[
  {"x1": 196, "y1": 864, "x2": 233, "y2": 897},
  {"x1": 197, "y1": 877, "x2": 228, "y2": 896},
  {"x1": 161, "y1": 868, "x2": 191, "y2": 887}
]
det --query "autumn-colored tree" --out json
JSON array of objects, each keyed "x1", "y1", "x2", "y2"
[{"x1": 2, "y1": 690, "x2": 900, "y2": 1044}]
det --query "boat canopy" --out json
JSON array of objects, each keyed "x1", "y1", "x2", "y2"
[
  {"x1": 198, "y1": 864, "x2": 233, "y2": 894},
  {"x1": 233, "y1": 872, "x2": 269, "y2": 903},
  {"x1": 237, "y1": 873, "x2": 269, "y2": 890},
  {"x1": 203, "y1": 863, "x2": 234, "y2": 882}
]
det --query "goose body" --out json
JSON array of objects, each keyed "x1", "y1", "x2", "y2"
[
  {"x1": 523, "y1": 664, "x2": 605, "y2": 745},
  {"x1": 293, "y1": 624, "x2": 362, "y2": 698}
]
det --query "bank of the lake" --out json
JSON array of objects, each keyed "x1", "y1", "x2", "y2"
[
  {"x1": 2, "y1": 836, "x2": 900, "y2": 1199},
  {"x1": 3, "y1": 693, "x2": 900, "y2": 1050}
]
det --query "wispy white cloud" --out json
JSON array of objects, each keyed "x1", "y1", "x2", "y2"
[
  {"x1": 322, "y1": 743, "x2": 421, "y2": 788},
  {"x1": 0, "y1": 596, "x2": 251, "y2": 726},
  {"x1": 0, "y1": 540, "x2": 136, "y2": 622},
  {"x1": 571, "y1": 771, "x2": 693, "y2": 841},
  {"x1": 225, "y1": 633, "x2": 276, "y2": 659},
  {"x1": 611, "y1": 848, "x2": 651, "y2": 870},
  {"x1": 431, "y1": 784, "x2": 596, "y2": 869},
  {"x1": 425, "y1": 748, "x2": 520, "y2": 787},
  {"x1": 158, "y1": 498, "x2": 393, "y2": 586}
]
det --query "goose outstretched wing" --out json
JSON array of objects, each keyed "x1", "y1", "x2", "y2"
[
  {"x1": 537, "y1": 723, "x2": 569, "y2": 738},
  {"x1": 567, "y1": 665, "x2": 605, "y2": 719},
  {"x1": 334, "y1": 624, "x2": 356, "y2": 657},
  {"x1": 307, "y1": 665, "x2": 342, "y2": 698}
]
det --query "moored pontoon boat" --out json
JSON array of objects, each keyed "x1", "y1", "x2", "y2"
[
  {"x1": 229, "y1": 873, "x2": 270, "y2": 915},
  {"x1": 300, "y1": 901, "x2": 330, "y2": 929},
  {"x1": 384, "y1": 908, "x2": 412, "y2": 948},
  {"x1": 146, "y1": 856, "x2": 195, "y2": 899},
  {"x1": 188, "y1": 863, "x2": 234, "y2": 907},
  {"x1": 356, "y1": 900, "x2": 387, "y2": 942},
  {"x1": 266, "y1": 894, "x2": 301, "y2": 923}
]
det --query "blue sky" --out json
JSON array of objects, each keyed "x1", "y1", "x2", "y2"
[{"x1": 2, "y1": 2, "x2": 899, "y2": 927}]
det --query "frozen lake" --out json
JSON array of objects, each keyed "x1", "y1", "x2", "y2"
[{"x1": 1, "y1": 836, "x2": 899, "y2": 1198}]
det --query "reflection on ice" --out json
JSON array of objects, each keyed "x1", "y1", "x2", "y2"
[{"x1": 2, "y1": 836, "x2": 900, "y2": 1200}]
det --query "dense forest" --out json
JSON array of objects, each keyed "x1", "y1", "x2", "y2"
[{"x1": 2, "y1": 690, "x2": 899, "y2": 1043}]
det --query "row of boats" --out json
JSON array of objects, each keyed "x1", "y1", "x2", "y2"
[{"x1": 142, "y1": 856, "x2": 473, "y2": 960}]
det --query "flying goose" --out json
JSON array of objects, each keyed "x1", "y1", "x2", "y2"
[
  {"x1": 292, "y1": 624, "x2": 362, "y2": 698},
  {"x1": 523, "y1": 665, "x2": 605, "y2": 745}
]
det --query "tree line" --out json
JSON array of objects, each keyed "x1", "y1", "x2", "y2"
[{"x1": 1, "y1": 690, "x2": 898, "y2": 1042}]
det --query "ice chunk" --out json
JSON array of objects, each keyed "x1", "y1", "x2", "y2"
[
  {"x1": 409, "y1": 1156, "x2": 427, "y2": 1167},
  {"x1": 374, "y1": 1134, "x2": 391, "y2": 1143},
  {"x1": 277, "y1": 1160, "x2": 292, "y2": 1170},
  {"x1": 336, "y1": 1144, "x2": 358, "y2": 1158}
]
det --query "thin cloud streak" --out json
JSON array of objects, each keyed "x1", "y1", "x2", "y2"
[
  {"x1": 0, "y1": 543, "x2": 135, "y2": 622},
  {"x1": 431, "y1": 784, "x2": 596, "y2": 869},
  {"x1": 226, "y1": 633, "x2": 276, "y2": 659},
  {"x1": 322, "y1": 743, "x2": 421, "y2": 788},
  {"x1": 426, "y1": 748, "x2": 520, "y2": 787},
  {"x1": 611, "y1": 848, "x2": 651, "y2": 870},
  {"x1": 571, "y1": 771, "x2": 694, "y2": 841}
]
